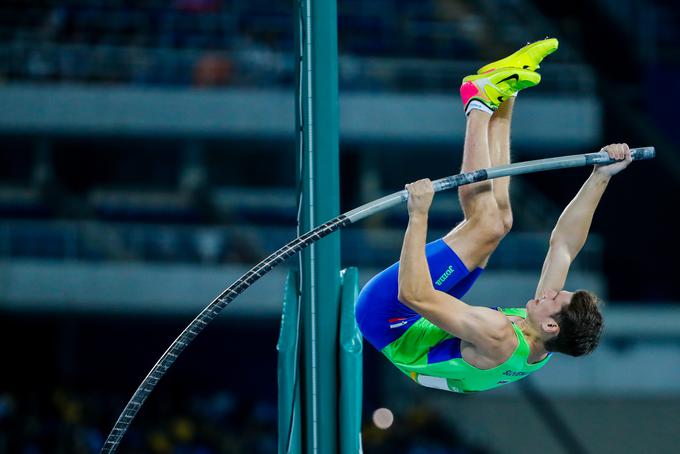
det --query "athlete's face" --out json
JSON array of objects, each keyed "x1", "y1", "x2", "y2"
[{"x1": 526, "y1": 289, "x2": 574, "y2": 335}]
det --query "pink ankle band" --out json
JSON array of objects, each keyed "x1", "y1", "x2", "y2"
[{"x1": 459, "y1": 81, "x2": 480, "y2": 107}]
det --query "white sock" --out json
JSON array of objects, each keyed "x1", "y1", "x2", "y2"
[{"x1": 465, "y1": 100, "x2": 494, "y2": 116}]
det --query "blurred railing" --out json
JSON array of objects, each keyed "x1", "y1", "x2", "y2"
[
  {"x1": 0, "y1": 219, "x2": 602, "y2": 270},
  {"x1": 0, "y1": 42, "x2": 597, "y2": 94}
]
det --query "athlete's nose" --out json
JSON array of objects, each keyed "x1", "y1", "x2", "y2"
[{"x1": 543, "y1": 289, "x2": 558, "y2": 300}]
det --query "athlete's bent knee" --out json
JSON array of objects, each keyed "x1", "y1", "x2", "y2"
[
  {"x1": 501, "y1": 211, "x2": 513, "y2": 235},
  {"x1": 474, "y1": 210, "x2": 507, "y2": 243}
]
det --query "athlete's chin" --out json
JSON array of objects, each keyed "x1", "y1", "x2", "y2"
[{"x1": 525, "y1": 298, "x2": 538, "y2": 314}]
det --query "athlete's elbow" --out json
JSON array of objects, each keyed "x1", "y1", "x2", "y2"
[
  {"x1": 397, "y1": 288, "x2": 425, "y2": 307},
  {"x1": 397, "y1": 288, "x2": 416, "y2": 305},
  {"x1": 549, "y1": 231, "x2": 580, "y2": 257},
  {"x1": 549, "y1": 228, "x2": 567, "y2": 247},
  {"x1": 397, "y1": 286, "x2": 434, "y2": 308}
]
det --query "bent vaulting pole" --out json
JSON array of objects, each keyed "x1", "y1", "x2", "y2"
[{"x1": 100, "y1": 146, "x2": 655, "y2": 453}]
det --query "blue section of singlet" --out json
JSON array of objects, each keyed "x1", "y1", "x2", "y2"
[
  {"x1": 355, "y1": 239, "x2": 484, "y2": 351},
  {"x1": 427, "y1": 336, "x2": 464, "y2": 364}
]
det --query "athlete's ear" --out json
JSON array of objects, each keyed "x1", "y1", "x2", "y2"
[{"x1": 541, "y1": 317, "x2": 560, "y2": 336}]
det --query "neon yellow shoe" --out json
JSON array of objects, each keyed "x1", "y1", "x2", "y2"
[
  {"x1": 460, "y1": 67, "x2": 541, "y2": 113},
  {"x1": 477, "y1": 38, "x2": 559, "y2": 74}
]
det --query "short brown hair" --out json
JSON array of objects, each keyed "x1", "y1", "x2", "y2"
[{"x1": 544, "y1": 290, "x2": 604, "y2": 357}]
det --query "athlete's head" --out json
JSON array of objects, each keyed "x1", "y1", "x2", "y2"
[{"x1": 526, "y1": 289, "x2": 603, "y2": 356}]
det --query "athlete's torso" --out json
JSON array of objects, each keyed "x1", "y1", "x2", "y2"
[
  {"x1": 382, "y1": 307, "x2": 551, "y2": 393},
  {"x1": 459, "y1": 312, "x2": 547, "y2": 369}
]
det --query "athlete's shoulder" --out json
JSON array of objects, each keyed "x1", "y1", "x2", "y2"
[
  {"x1": 464, "y1": 306, "x2": 517, "y2": 364},
  {"x1": 476, "y1": 305, "x2": 514, "y2": 322},
  {"x1": 470, "y1": 306, "x2": 515, "y2": 342}
]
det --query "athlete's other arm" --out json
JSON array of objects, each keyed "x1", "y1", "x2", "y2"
[
  {"x1": 535, "y1": 143, "x2": 632, "y2": 298},
  {"x1": 397, "y1": 179, "x2": 511, "y2": 350}
]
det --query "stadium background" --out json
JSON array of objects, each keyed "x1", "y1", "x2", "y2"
[{"x1": 0, "y1": 0, "x2": 679, "y2": 453}]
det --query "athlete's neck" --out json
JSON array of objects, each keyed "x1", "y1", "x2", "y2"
[{"x1": 516, "y1": 318, "x2": 549, "y2": 363}]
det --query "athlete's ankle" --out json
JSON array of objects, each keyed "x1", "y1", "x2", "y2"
[
  {"x1": 467, "y1": 108, "x2": 492, "y2": 123},
  {"x1": 465, "y1": 100, "x2": 494, "y2": 116}
]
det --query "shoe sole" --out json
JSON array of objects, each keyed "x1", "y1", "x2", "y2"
[
  {"x1": 477, "y1": 38, "x2": 559, "y2": 74},
  {"x1": 464, "y1": 68, "x2": 541, "y2": 91}
]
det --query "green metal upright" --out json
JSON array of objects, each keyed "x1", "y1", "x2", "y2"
[
  {"x1": 277, "y1": 271, "x2": 302, "y2": 454},
  {"x1": 338, "y1": 267, "x2": 363, "y2": 454},
  {"x1": 296, "y1": 0, "x2": 342, "y2": 453},
  {"x1": 279, "y1": 0, "x2": 364, "y2": 452}
]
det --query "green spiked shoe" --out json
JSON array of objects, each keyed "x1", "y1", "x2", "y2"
[
  {"x1": 460, "y1": 67, "x2": 541, "y2": 114},
  {"x1": 477, "y1": 38, "x2": 559, "y2": 74}
]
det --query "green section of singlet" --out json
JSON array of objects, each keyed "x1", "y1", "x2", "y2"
[{"x1": 381, "y1": 307, "x2": 550, "y2": 393}]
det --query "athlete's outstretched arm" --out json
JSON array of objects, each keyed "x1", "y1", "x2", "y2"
[
  {"x1": 398, "y1": 179, "x2": 510, "y2": 348},
  {"x1": 535, "y1": 143, "x2": 633, "y2": 297}
]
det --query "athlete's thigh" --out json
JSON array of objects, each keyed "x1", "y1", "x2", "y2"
[
  {"x1": 355, "y1": 265, "x2": 422, "y2": 351},
  {"x1": 356, "y1": 239, "x2": 477, "y2": 350}
]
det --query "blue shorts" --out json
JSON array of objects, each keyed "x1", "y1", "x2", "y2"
[{"x1": 355, "y1": 239, "x2": 483, "y2": 351}]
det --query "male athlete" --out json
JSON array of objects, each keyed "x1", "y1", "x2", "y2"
[{"x1": 355, "y1": 39, "x2": 634, "y2": 393}]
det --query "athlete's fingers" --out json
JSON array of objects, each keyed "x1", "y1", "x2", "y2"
[
  {"x1": 604, "y1": 143, "x2": 625, "y2": 161},
  {"x1": 418, "y1": 178, "x2": 434, "y2": 194},
  {"x1": 407, "y1": 179, "x2": 433, "y2": 196},
  {"x1": 406, "y1": 179, "x2": 434, "y2": 215}
]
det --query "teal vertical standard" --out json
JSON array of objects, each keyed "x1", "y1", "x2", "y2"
[
  {"x1": 296, "y1": 0, "x2": 341, "y2": 453},
  {"x1": 339, "y1": 268, "x2": 363, "y2": 454},
  {"x1": 277, "y1": 271, "x2": 302, "y2": 454}
]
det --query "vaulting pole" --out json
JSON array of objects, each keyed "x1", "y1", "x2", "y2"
[{"x1": 100, "y1": 145, "x2": 655, "y2": 453}]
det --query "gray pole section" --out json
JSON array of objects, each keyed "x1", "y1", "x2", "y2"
[{"x1": 344, "y1": 147, "x2": 656, "y2": 223}]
